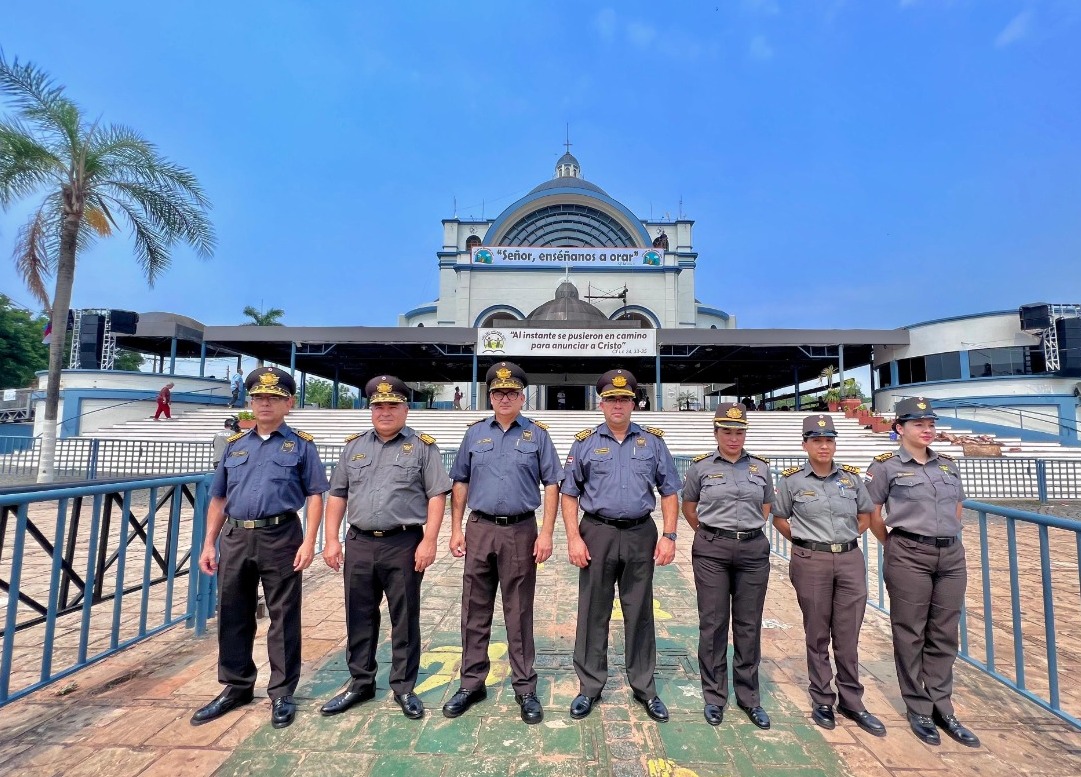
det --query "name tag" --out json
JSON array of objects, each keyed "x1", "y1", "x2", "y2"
[
  {"x1": 229, "y1": 450, "x2": 248, "y2": 457},
  {"x1": 594, "y1": 447, "x2": 610, "y2": 455},
  {"x1": 351, "y1": 453, "x2": 366, "y2": 461}
]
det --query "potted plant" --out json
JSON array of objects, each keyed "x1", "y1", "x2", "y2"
[
  {"x1": 870, "y1": 415, "x2": 893, "y2": 433},
  {"x1": 236, "y1": 410, "x2": 256, "y2": 429},
  {"x1": 825, "y1": 388, "x2": 841, "y2": 412},
  {"x1": 840, "y1": 378, "x2": 863, "y2": 410},
  {"x1": 856, "y1": 404, "x2": 873, "y2": 424}
]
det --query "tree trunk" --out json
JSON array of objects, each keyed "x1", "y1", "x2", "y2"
[{"x1": 36, "y1": 215, "x2": 80, "y2": 483}]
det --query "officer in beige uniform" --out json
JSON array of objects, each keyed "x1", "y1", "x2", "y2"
[
  {"x1": 772, "y1": 415, "x2": 885, "y2": 736},
  {"x1": 867, "y1": 397, "x2": 979, "y2": 748},
  {"x1": 681, "y1": 402, "x2": 773, "y2": 729}
]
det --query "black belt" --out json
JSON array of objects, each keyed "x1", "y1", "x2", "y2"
[
  {"x1": 585, "y1": 513, "x2": 651, "y2": 528},
  {"x1": 792, "y1": 537, "x2": 859, "y2": 553},
  {"x1": 348, "y1": 525, "x2": 422, "y2": 538},
  {"x1": 891, "y1": 528, "x2": 958, "y2": 547},
  {"x1": 473, "y1": 510, "x2": 535, "y2": 526},
  {"x1": 699, "y1": 525, "x2": 763, "y2": 541},
  {"x1": 226, "y1": 511, "x2": 298, "y2": 529}
]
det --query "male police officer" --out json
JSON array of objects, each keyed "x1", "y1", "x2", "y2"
[
  {"x1": 772, "y1": 415, "x2": 886, "y2": 736},
  {"x1": 319, "y1": 375, "x2": 451, "y2": 720},
  {"x1": 192, "y1": 367, "x2": 328, "y2": 729},
  {"x1": 443, "y1": 362, "x2": 561, "y2": 724},
  {"x1": 560, "y1": 369, "x2": 682, "y2": 722}
]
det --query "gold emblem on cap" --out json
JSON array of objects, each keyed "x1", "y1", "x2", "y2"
[
  {"x1": 496, "y1": 367, "x2": 511, "y2": 380},
  {"x1": 726, "y1": 406, "x2": 743, "y2": 419},
  {"x1": 259, "y1": 372, "x2": 279, "y2": 386},
  {"x1": 613, "y1": 375, "x2": 628, "y2": 388},
  {"x1": 916, "y1": 401, "x2": 927, "y2": 410},
  {"x1": 817, "y1": 419, "x2": 826, "y2": 427},
  {"x1": 377, "y1": 382, "x2": 392, "y2": 394}
]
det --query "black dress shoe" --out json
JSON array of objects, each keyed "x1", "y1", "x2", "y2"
[
  {"x1": 442, "y1": 687, "x2": 487, "y2": 718},
  {"x1": 703, "y1": 703, "x2": 724, "y2": 726},
  {"x1": 320, "y1": 686, "x2": 376, "y2": 716},
  {"x1": 190, "y1": 688, "x2": 254, "y2": 726},
  {"x1": 394, "y1": 691, "x2": 425, "y2": 720},
  {"x1": 569, "y1": 693, "x2": 600, "y2": 720},
  {"x1": 634, "y1": 695, "x2": 669, "y2": 723},
  {"x1": 838, "y1": 706, "x2": 887, "y2": 737},
  {"x1": 515, "y1": 692, "x2": 544, "y2": 724},
  {"x1": 812, "y1": 704, "x2": 836, "y2": 730},
  {"x1": 271, "y1": 696, "x2": 296, "y2": 729},
  {"x1": 933, "y1": 712, "x2": 980, "y2": 747},
  {"x1": 738, "y1": 704, "x2": 771, "y2": 729},
  {"x1": 907, "y1": 711, "x2": 941, "y2": 745}
]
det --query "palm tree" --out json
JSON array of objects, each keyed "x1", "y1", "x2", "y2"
[
  {"x1": 241, "y1": 306, "x2": 284, "y2": 367},
  {"x1": 0, "y1": 54, "x2": 215, "y2": 481}
]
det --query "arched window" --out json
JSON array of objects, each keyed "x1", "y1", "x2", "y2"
[
  {"x1": 619, "y1": 312, "x2": 654, "y2": 329},
  {"x1": 652, "y1": 232, "x2": 669, "y2": 250},
  {"x1": 479, "y1": 311, "x2": 520, "y2": 328},
  {"x1": 465, "y1": 235, "x2": 481, "y2": 250}
]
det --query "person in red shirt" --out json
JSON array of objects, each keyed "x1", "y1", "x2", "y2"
[{"x1": 154, "y1": 382, "x2": 175, "y2": 420}]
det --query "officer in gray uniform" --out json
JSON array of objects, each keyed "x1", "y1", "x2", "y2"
[
  {"x1": 772, "y1": 414, "x2": 886, "y2": 736},
  {"x1": 561, "y1": 369, "x2": 681, "y2": 723},
  {"x1": 681, "y1": 402, "x2": 773, "y2": 729},
  {"x1": 319, "y1": 375, "x2": 452, "y2": 720},
  {"x1": 193, "y1": 367, "x2": 329, "y2": 730},
  {"x1": 442, "y1": 361, "x2": 562, "y2": 724},
  {"x1": 867, "y1": 396, "x2": 979, "y2": 748}
]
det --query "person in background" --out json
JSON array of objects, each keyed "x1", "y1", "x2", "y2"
[
  {"x1": 212, "y1": 415, "x2": 240, "y2": 468},
  {"x1": 154, "y1": 382, "x2": 174, "y2": 420},
  {"x1": 228, "y1": 371, "x2": 243, "y2": 408}
]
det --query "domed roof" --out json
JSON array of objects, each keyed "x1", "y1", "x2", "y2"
[
  {"x1": 527, "y1": 281, "x2": 608, "y2": 322},
  {"x1": 528, "y1": 177, "x2": 609, "y2": 196},
  {"x1": 557, "y1": 152, "x2": 579, "y2": 168}
]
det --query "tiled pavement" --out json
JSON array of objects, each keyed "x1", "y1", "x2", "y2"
[{"x1": 1, "y1": 507, "x2": 1080, "y2": 777}]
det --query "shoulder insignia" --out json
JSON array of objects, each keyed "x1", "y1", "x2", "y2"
[
  {"x1": 840, "y1": 464, "x2": 861, "y2": 475},
  {"x1": 468, "y1": 418, "x2": 486, "y2": 426},
  {"x1": 750, "y1": 453, "x2": 770, "y2": 464},
  {"x1": 938, "y1": 453, "x2": 954, "y2": 461},
  {"x1": 644, "y1": 426, "x2": 665, "y2": 438},
  {"x1": 691, "y1": 452, "x2": 712, "y2": 463},
  {"x1": 874, "y1": 452, "x2": 895, "y2": 462},
  {"x1": 226, "y1": 430, "x2": 249, "y2": 443},
  {"x1": 418, "y1": 433, "x2": 436, "y2": 445},
  {"x1": 294, "y1": 429, "x2": 314, "y2": 442},
  {"x1": 533, "y1": 420, "x2": 549, "y2": 431},
  {"x1": 344, "y1": 432, "x2": 362, "y2": 443},
  {"x1": 782, "y1": 466, "x2": 802, "y2": 477},
  {"x1": 575, "y1": 428, "x2": 595, "y2": 442}
]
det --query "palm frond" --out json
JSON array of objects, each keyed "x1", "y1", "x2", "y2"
[
  {"x1": 100, "y1": 179, "x2": 215, "y2": 258},
  {"x1": 0, "y1": 53, "x2": 83, "y2": 158},
  {"x1": 0, "y1": 119, "x2": 63, "y2": 205},
  {"x1": 12, "y1": 202, "x2": 57, "y2": 309},
  {"x1": 83, "y1": 203, "x2": 112, "y2": 236},
  {"x1": 108, "y1": 197, "x2": 170, "y2": 285}
]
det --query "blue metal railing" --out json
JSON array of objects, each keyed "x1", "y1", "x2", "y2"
[{"x1": 0, "y1": 473, "x2": 215, "y2": 706}]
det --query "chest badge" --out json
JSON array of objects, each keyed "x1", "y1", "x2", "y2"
[
  {"x1": 351, "y1": 453, "x2": 366, "y2": 461},
  {"x1": 594, "y1": 447, "x2": 610, "y2": 455},
  {"x1": 839, "y1": 478, "x2": 851, "y2": 487},
  {"x1": 706, "y1": 473, "x2": 725, "y2": 479},
  {"x1": 802, "y1": 490, "x2": 816, "y2": 497},
  {"x1": 748, "y1": 464, "x2": 760, "y2": 474},
  {"x1": 229, "y1": 450, "x2": 248, "y2": 457},
  {"x1": 478, "y1": 438, "x2": 492, "y2": 445},
  {"x1": 281, "y1": 440, "x2": 295, "y2": 453},
  {"x1": 522, "y1": 430, "x2": 533, "y2": 441},
  {"x1": 403, "y1": 443, "x2": 414, "y2": 453},
  {"x1": 635, "y1": 437, "x2": 646, "y2": 447}
]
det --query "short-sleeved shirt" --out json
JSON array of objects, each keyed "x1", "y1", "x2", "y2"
[
  {"x1": 230, "y1": 374, "x2": 242, "y2": 390},
  {"x1": 681, "y1": 449, "x2": 774, "y2": 531},
  {"x1": 449, "y1": 415, "x2": 561, "y2": 515},
  {"x1": 210, "y1": 423, "x2": 329, "y2": 520},
  {"x1": 559, "y1": 422, "x2": 681, "y2": 520},
  {"x1": 865, "y1": 446, "x2": 965, "y2": 537},
  {"x1": 773, "y1": 461, "x2": 873, "y2": 544},
  {"x1": 329, "y1": 425, "x2": 452, "y2": 531},
  {"x1": 211, "y1": 430, "x2": 232, "y2": 465}
]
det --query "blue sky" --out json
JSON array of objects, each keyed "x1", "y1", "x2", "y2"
[{"x1": 2, "y1": 0, "x2": 1079, "y2": 334}]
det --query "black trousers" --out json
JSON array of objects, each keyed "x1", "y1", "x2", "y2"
[
  {"x1": 216, "y1": 519, "x2": 303, "y2": 700},
  {"x1": 691, "y1": 530, "x2": 771, "y2": 708},
  {"x1": 344, "y1": 527, "x2": 424, "y2": 695},
  {"x1": 574, "y1": 516, "x2": 658, "y2": 699}
]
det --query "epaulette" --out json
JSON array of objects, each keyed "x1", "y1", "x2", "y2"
[
  {"x1": 226, "y1": 429, "x2": 249, "y2": 443},
  {"x1": 533, "y1": 420, "x2": 549, "y2": 431},
  {"x1": 575, "y1": 428, "x2": 595, "y2": 442},
  {"x1": 644, "y1": 426, "x2": 665, "y2": 438},
  {"x1": 840, "y1": 463, "x2": 861, "y2": 475},
  {"x1": 418, "y1": 433, "x2": 436, "y2": 445},
  {"x1": 344, "y1": 432, "x2": 362, "y2": 443},
  {"x1": 938, "y1": 453, "x2": 954, "y2": 461},
  {"x1": 295, "y1": 429, "x2": 314, "y2": 442},
  {"x1": 750, "y1": 453, "x2": 770, "y2": 464},
  {"x1": 691, "y1": 452, "x2": 712, "y2": 463},
  {"x1": 874, "y1": 452, "x2": 895, "y2": 463},
  {"x1": 782, "y1": 465, "x2": 802, "y2": 477},
  {"x1": 468, "y1": 418, "x2": 485, "y2": 426}
]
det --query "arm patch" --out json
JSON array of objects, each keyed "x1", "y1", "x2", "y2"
[
  {"x1": 644, "y1": 426, "x2": 664, "y2": 437},
  {"x1": 574, "y1": 428, "x2": 595, "y2": 442},
  {"x1": 691, "y1": 452, "x2": 712, "y2": 463},
  {"x1": 295, "y1": 429, "x2": 315, "y2": 442},
  {"x1": 840, "y1": 463, "x2": 861, "y2": 475},
  {"x1": 226, "y1": 430, "x2": 249, "y2": 443},
  {"x1": 782, "y1": 466, "x2": 802, "y2": 477},
  {"x1": 418, "y1": 433, "x2": 436, "y2": 445},
  {"x1": 874, "y1": 452, "x2": 895, "y2": 463}
]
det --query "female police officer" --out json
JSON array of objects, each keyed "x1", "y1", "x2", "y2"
[
  {"x1": 681, "y1": 402, "x2": 773, "y2": 728},
  {"x1": 772, "y1": 415, "x2": 885, "y2": 736},
  {"x1": 867, "y1": 397, "x2": 979, "y2": 748}
]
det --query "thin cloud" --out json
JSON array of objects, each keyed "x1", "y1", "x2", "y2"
[
  {"x1": 626, "y1": 21, "x2": 658, "y2": 48},
  {"x1": 995, "y1": 9, "x2": 1034, "y2": 47},
  {"x1": 749, "y1": 35, "x2": 775, "y2": 60},
  {"x1": 594, "y1": 8, "x2": 617, "y2": 42}
]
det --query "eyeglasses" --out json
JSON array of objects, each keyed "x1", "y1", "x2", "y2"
[
  {"x1": 602, "y1": 397, "x2": 634, "y2": 405},
  {"x1": 490, "y1": 390, "x2": 521, "y2": 401},
  {"x1": 251, "y1": 395, "x2": 288, "y2": 404}
]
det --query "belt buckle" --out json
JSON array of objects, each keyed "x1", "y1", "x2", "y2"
[
  {"x1": 830, "y1": 543, "x2": 843, "y2": 553},
  {"x1": 241, "y1": 520, "x2": 257, "y2": 529},
  {"x1": 372, "y1": 530, "x2": 387, "y2": 537},
  {"x1": 736, "y1": 530, "x2": 749, "y2": 540},
  {"x1": 495, "y1": 516, "x2": 510, "y2": 526}
]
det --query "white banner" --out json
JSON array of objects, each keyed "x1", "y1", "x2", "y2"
[
  {"x1": 478, "y1": 327, "x2": 656, "y2": 357},
  {"x1": 471, "y1": 246, "x2": 663, "y2": 268}
]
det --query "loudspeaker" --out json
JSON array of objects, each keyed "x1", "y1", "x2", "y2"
[
  {"x1": 109, "y1": 309, "x2": 139, "y2": 335},
  {"x1": 1019, "y1": 303, "x2": 1052, "y2": 332},
  {"x1": 1056, "y1": 317, "x2": 1081, "y2": 377},
  {"x1": 77, "y1": 313, "x2": 106, "y2": 368}
]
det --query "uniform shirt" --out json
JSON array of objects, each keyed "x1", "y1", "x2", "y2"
[
  {"x1": 560, "y1": 422, "x2": 681, "y2": 520},
  {"x1": 681, "y1": 450, "x2": 774, "y2": 531},
  {"x1": 449, "y1": 415, "x2": 561, "y2": 515},
  {"x1": 773, "y1": 461, "x2": 873, "y2": 544},
  {"x1": 211, "y1": 429, "x2": 232, "y2": 466},
  {"x1": 329, "y1": 425, "x2": 452, "y2": 531},
  {"x1": 865, "y1": 446, "x2": 965, "y2": 537},
  {"x1": 210, "y1": 423, "x2": 329, "y2": 520}
]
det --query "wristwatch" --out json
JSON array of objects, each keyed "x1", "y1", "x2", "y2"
[{"x1": 662, "y1": 532, "x2": 677, "y2": 541}]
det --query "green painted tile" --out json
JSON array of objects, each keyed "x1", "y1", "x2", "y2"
[
  {"x1": 367, "y1": 754, "x2": 446, "y2": 777},
  {"x1": 656, "y1": 720, "x2": 724, "y2": 762},
  {"x1": 511, "y1": 758, "x2": 584, "y2": 777},
  {"x1": 450, "y1": 756, "x2": 514, "y2": 777},
  {"x1": 293, "y1": 751, "x2": 376, "y2": 775},
  {"x1": 414, "y1": 715, "x2": 481, "y2": 754},
  {"x1": 741, "y1": 729, "x2": 820, "y2": 768},
  {"x1": 536, "y1": 719, "x2": 585, "y2": 755},
  {"x1": 215, "y1": 750, "x2": 303, "y2": 777},
  {"x1": 476, "y1": 715, "x2": 540, "y2": 755},
  {"x1": 347, "y1": 712, "x2": 422, "y2": 752}
]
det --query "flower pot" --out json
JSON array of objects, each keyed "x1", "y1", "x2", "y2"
[
  {"x1": 827, "y1": 401, "x2": 841, "y2": 412},
  {"x1": 844, "y1": 406, "x2": 858, "y2": 418},
  {"x1": 840, "y1": 398, "x2": 861, "y2": 410},
  {"x1": 238, "y1": 419, "x2": 256, "y2": 430},
  {"x1": 870, "y1": 417, "x2": 893, "y2": 433}
]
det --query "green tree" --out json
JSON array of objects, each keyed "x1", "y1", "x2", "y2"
[
  {"x1": 242, "y1": 305, "x2": 285, "y2": 326},
  {"x1": 303, "y1": 376, "x2": 355, "y2": 408},
  {"x1": 0, "y1": 54, "x2": 215, "y2": 481},
  {"x1": 0, "y1": 293, "x2": 48, "y2": 389},
  {"x1": 112, "y1": 349, "x2": 144, "y2": 371}
]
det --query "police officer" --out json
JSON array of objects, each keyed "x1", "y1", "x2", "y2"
[
  {"x1": 442, "y1": 362, "x2": 562, "y2": 724},
  {"x1": 561, "y1": 369, "x2": 681, "y2": 723},
  {"x1": 211, "y1": 415, "x2": 240, "y2": 468},
  {"x1": 680, "y1": 402, "x2": 773, "y2": 729},
  {"x1": 867, "y1": 397, "x2": 979, "y2": 747},
  {"x1": 192, "y1": 367, "x2": 329, "y2": 730},
  {"x1": 772, "y1": 415, "x2": 886, "y2": 736},
  {"x1": 319, "y1": 375, "x2": 451, "y2": 720}
]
